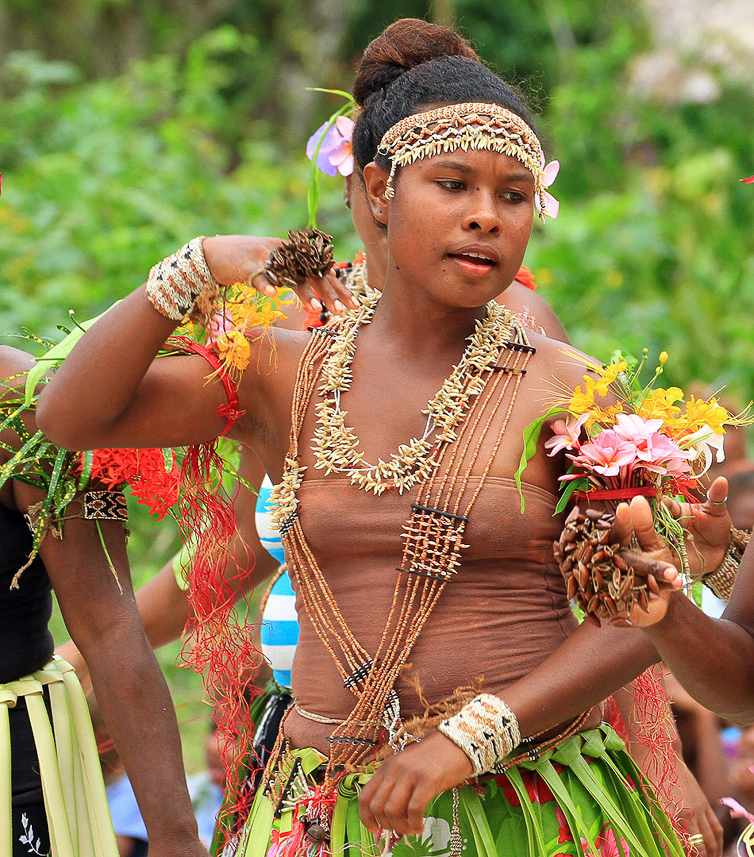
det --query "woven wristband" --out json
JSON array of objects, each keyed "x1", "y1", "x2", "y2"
[
  {"x1": 145, "y1": 236, "x2": 217, "y2": 322},
  {"x1": 703, "y1": 527, "x2": 751, "y2": 602},
  {"x1": 438, "y1": 693, "x2": 521, "y2": 777}
]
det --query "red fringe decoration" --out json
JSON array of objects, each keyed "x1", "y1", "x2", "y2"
[
  {"x1": 178, "y1": 439, "x2": 263, "y2": 843},
  {"x1": 604, "y1": 695, "x2": 629, "y2": 742},
  {"x1": 630, "y1": 665, "x2": 689, "y2": 846}
]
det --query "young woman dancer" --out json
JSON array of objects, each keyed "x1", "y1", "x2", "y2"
[
  {"x1": 37, "y1": 22, "x2": 699, "y2": 856},
  {"x1": 0, "y1": 346, "x2": 208, "y2": 857}
]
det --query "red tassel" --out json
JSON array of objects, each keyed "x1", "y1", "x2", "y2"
[{"x1": 178, "y1": 440, "x2": 263, "y2": 841}]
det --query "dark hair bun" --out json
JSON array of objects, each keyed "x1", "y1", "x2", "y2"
[{"x1": 353, "y1": 18, "x2": 478, "y2": 106}]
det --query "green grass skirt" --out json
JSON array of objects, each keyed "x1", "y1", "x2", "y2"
[
  {"x1": 237, "y1": 723, "x2": 684, "y2": 857},
  {"x1": 0, "y1": 657, "x2": 119, "y2": 857}
]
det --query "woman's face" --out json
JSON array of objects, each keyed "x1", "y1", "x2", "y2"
[{"x1": 364, "y1": 147, "x2": 534, "y2": 310}]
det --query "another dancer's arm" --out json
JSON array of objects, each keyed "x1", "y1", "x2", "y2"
[
  {"x1": 2, "y1": 348, "x2": 207, "y2": 857},
  {"x1": 623, "y1": 491, "x2": 754, "y2": 722},
  {"x1": 59, "y1": 447, "x2": 280, "y2": 690}
]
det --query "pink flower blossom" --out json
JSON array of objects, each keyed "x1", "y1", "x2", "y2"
[
  {"x1": 741, "y1": 176, "x2": 754, "y2": 184},
  {"x1": 568, "y1": 430, "x2": 637, "y2": 477},
  {"x1": 555, "y1": 806, "x2": 573, "y2": 844},
  {"x1": 535, "y1": 159, "x2": 560, "y2": 218},
  {"x1": 206, "y1": 308, "x2": 234, "y2": 344},
  {"x1": 720, "y1": 797, "x2": 754, "y2": 824},
  {"x1": 611, "y1": 413, "x2": 691, "y2": 477},
  {"x1": 613, "y1": 413, "x2": 664, "y2": 443},
  {"x1": 581, "y1": 824, "x2": 630, "y2": 857},
  {"x1": 545, "y1": 413, "x2": 589, "y2": 456},
  {"x1": 306, "y1": 115, "x2": 354, "y2": 177}
]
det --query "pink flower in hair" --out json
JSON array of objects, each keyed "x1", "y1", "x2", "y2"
[
  {"x1": 306, "y1": 116, "x2": 355, "y2": 177},
  {"x1": 535, "y1": 159, "x2": 560, "y2": 218}
]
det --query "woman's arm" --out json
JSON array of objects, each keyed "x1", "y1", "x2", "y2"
[
  {"x1": 15, "y1": 480, "x2": 207, "y2": 857},
  {"x1": 36, "y1": 236, "x2": 354, "y2": 451},
  {"x1": 614, "y1": 683, "x2": 724, "y2": 857},
  {"x1": 502, "y1": 281, "x2": 570, "y2": 344},
  {"x1": 620, "y1": 494, "x2": 754, "y2": 722},
  {"x1": 58, "y1": 446, "x2": 281, "y2": 690}
]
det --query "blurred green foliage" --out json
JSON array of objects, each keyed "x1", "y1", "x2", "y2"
[{"x1": 2, "y1": 0, "x2": 754, "y2": 769}]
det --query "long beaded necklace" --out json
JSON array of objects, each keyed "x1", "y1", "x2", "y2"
[
  {"x1": 267, "y1": 300, "x2": 536, "y2": 797},
  {"x1": 309, "y1": 292, "x2": 513, "y2": 495}
]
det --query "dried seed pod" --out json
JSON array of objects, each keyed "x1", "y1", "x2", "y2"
[
  {"x1": 566, "y1": 575, "x2": 578, "y2": 600},
  {"x1": 577, "y1": 562, "x2": 590, "y2": 589},
  {"x1": 575, "y1": 541, "x2": 593, "y2": 563},
  {"x1": 637, "y1": 589, "x2": 650, "y2": 612},
  {"x1": 613, "y1": 553, "x2": 627, "y2": 572},
  {"x1": 585, "y1": 508, "x2": 603, "y2": 521},
  {"x1": 647, "y1": 574, "x2": 660, "y2": 595},
  {"x1": 591, "y1": 568, "x2": 603, "y2": 590},
  {"x1": 265, "y1": 228, "x2": 335, "y2": 288}
]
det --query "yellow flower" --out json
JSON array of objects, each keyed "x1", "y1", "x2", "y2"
[
  {"x1": 592, "y1": 360, "x2": 628, "y2": 396},
  {"x1": 637, "y1": 387, "x2": 684, "y2": 422},
  {"x1": 216, "y1": 329, "x2": 251, "y2": 373},
  {"x1": 584, "y1": 402, "x2": 624, "y2": 431},
  {"x1": 659, "y1": 351, "x2": 668, "y2": 365},
  {"x1": 681, "y1": 395, "x2": 729, "y2": 435},
  {"x1": 569, "y1": 377, "x2": 597, "y2": 413}
]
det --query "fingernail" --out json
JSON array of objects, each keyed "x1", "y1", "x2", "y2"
[
  {"x1": 310, "y1": 298, "x2": 322, "y2": 312},
  {"x1": 334, "y1": 300, "x2": 345, "y2": 313},
  {"x1": 266, "y1": 285, "x2": 276, "y2": 296}
]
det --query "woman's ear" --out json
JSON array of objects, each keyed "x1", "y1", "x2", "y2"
[{"x1": 362, "y1": 162, "x2": 390, "y2": 226}]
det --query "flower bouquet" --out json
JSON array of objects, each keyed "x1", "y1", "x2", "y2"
[{"x1": 516, "y1": 349, "x2": 750, "y2": 619}]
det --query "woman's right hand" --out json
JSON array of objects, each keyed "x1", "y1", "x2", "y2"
[{"x1": 202, "y1": 234, "x2": 359, "y2": 316}]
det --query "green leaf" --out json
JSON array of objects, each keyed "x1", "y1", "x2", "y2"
[
  {"x1": 514, "y1": 407, "x2": 562, "y2": 513},
  {"x1": 0, "y1": 430, "x2": 45, "y2": 491},
  {"x1": 24, "y1": 303, "x2": 121, "y2": 406},
  {"x1": 554, "y1": 476, "x2": 591, "y2": 514},
  {"x1": 78, "y1": 449, "x2": 93, "y2": 490}
]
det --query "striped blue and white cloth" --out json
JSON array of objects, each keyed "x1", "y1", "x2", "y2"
[{"x1": 257, "y1": 476, "x2": 298, "y2": 689}]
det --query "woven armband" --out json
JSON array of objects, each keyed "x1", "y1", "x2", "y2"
[
  {"x1": 83, "y1": 490, "x2": 128, "y2": 521},
  {"x1": 703, "y1": 527, "x2": 751, "y2": 601},
  {"x1": 146, "y1": 236, "x2": 218, "y2": 323},
  {"x1": 438, "y1": 693, "x2": 521, "y2": 777}
]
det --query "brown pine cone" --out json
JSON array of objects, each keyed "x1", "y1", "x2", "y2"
[
  {"x1": 264, "y1": 228, "x2": 335, "y2": 289},
  {"x1": 554, "y1": 505, "x2": 655, "y2": 624}
]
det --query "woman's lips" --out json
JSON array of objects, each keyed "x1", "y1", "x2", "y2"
[{"x1": 447, "y1": 252, "x2": 497, "y2": 277}]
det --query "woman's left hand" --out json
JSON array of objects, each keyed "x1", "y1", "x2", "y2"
[
  {"x1": 663, "y1": 476, "x2": 732, "y2": 578},
  {"x1": 359, "y1": 731, "x2": 472, "y2": 837}
]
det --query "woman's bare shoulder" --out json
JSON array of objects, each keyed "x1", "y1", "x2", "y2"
[{"x1": 526, "y1": 329, "x2": 597, "y2": 391}]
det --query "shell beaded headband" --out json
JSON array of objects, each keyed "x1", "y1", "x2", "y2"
[{"x1": 377, "y1": 102, "x2": 559, "y2": 220}]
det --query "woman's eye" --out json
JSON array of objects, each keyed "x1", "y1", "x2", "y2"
[
  {"x1": 438, "y1": 180, "x2": 465, "y2": 191},
  {"x1": 502, "y1": 191, "x2": 526, "y2": 202}
]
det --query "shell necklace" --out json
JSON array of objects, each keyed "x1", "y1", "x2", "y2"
[{"x1": 310, "y1": 292, "x2": 514, "y2": 494}]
